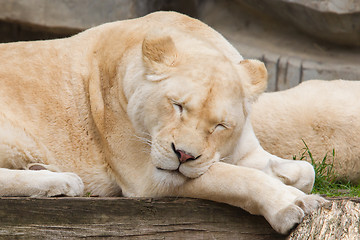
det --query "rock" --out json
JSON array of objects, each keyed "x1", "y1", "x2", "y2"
[
  {"x1": 237, "y1": 0, "x2": 360, "y2": 47},
  {"x1": 285, "y1": 0, "x2": 360, "y2": 14},
  {"x1": 0, "y1": 0, "x2": 153, "y2": 32}
]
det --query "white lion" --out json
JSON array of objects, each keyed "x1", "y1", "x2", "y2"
[
  {"x1": 0, "y1": 11, "x2": 326, "y2": 234},
  {"x1": 252, "y1": 79, "x2": 360, "y2": 183}
]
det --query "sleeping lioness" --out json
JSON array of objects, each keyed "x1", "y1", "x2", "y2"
[
  {"x1": 0, "y1": 11, "x2": 326, "y2": 234},
  {"x1": 252, "y1": 79, "x2": 360, "y2": 183}
]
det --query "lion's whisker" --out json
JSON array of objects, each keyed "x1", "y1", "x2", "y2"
[
  {"x1": 133, "y1": 134, "x2": 152, "y2": 146},
  {"x1": 220, "y1": 156, "x2": 230, "y2": 162}
]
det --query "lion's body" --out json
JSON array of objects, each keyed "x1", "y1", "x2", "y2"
[
  {"x1": 253, "y1": 80, "x2": 360, "y2": 182},
  {"x1": 0, "y1": 23, "x2": 121, "y2": 195},
  {"x1": 0, "y1": 12, "x2": 325, "y2": 234}
]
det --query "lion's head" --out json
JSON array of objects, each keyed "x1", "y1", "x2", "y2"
[{"x1": 126, "y1": 32, "x2": 267, "y2": 186}]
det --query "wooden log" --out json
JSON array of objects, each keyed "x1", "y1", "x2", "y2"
[
  {"x1": 288, "y1": 199, "x2": 360, "y2": 240},
  {"x1": 0, "y1": 197, "x2": 284, "y2": 239},
  {"x1": 2, "y1": 197, "x2": 357, "y2": 239}
]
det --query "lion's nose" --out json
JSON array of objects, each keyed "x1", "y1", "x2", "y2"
[
  {"x1": 177, "y1": 149, "x2": 195, "y2": 163},
  {"x1": 171, "y1": 143, "x2": 199, "y2": 163}
]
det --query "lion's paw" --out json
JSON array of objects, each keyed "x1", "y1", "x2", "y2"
[
  {"x1": 32, "y1": 171, "x2": 84, "y2": 197},
  {"x1": 294, "y1": 194, "x2": 328, "y2": 214},
  {"x1": 271, "y1": 204, "x2": 304, "y2": 234},
  {"x1": 271, "y1": 194, "x2": 328, "y2": 234}
]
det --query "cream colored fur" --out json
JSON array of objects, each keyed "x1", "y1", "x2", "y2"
[
  {"x1": 252, "y1": 79, "x2": 360, "y2": 183},
  {"x1": 0, "y1": 12, "x2": 326, "y2": 234}
]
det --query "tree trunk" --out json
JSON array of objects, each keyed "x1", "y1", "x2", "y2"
[{"x1": 288, "y1": 199, "x2": 360, "y2": 240}]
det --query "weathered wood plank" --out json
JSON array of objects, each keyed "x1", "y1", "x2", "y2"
[
  {"x1": 288, "y1": 199, "x2": 360, "y2": 240},
  {"x1": 0, "y1": 197, "x2": 284, "y2": 239}
]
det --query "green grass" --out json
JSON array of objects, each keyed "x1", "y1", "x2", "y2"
[{"x1": 293, "y1": 140, "x2": 360, "y2": 197}]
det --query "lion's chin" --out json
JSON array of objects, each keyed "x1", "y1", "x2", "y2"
[{"x1": 153, "y1": 167, "x2": 188, "y2": 187}]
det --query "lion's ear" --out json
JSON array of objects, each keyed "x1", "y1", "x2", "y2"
[
  {"x1": 240, "y1": 59, "x2": 268, "y2": 102},
  {"x1": 142, "y1": 34, "x2": 178, "y2": 81}
]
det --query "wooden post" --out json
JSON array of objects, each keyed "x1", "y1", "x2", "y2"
[{"x1": 288, "y1": 199, "x2": 360, "y2": 240}]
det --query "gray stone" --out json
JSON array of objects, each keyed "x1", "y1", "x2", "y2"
[
  {"x1": 0, "y1": 0, "x2": 156, "y2": 32},
  {"x1": 263, "y1": 54, "x2": 279, "y2": 92},
  {"x1": 302, "y1": 61, "x2": 360, "y2": 81},
  {"x1": 273, "y1": 57, "x2": 303, "y2": 91},
  {"x1": 287, "y1": 0, "x2": 360, "y2": 14},
  {"x1": 286, "y1": 58, "x2": 303, "y2": 89},
  {"x1": 238, "y1": 0, "x2": 360, "y2": 47}
]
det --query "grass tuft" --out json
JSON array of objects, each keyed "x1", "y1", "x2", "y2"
[{"x1": 293, "y1": 140, "x2": 360, "y2": 197}]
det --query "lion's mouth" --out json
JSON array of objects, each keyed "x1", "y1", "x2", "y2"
[
  {"x1": 156, "y1": 167, "x2": 179, "y2": 172},
  {"x1": 156, "y1": 166, "x2": 184, "y2": 176}
]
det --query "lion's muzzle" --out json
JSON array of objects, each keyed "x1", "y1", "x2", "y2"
[{"x1": 171, "y1": 143, "x2": 201, "y2": 163}]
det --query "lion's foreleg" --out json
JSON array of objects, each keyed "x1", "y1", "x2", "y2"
[
  {"x1": 233, "y1": 117, "x2": 315, "y2": 193},
  {"x1": 238, "y1": 146, "x2": 315, "y2": 193},
  {"x1": 0, "y1": 168, "x2": 84, "y2": 197},
  {"x1": 177, "y1": 162, "x2": 326, "y2": 234}
]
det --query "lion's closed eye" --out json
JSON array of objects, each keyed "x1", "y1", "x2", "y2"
[
  {"x1": 171, "y1": 100, "x2": 184, "y2": 115},
  {"x1": 208, "y1": 123, "x2": 229, "y2": 134},
  {"x1": 215, "y1": 123, "x2": 227, "y2": 131}
]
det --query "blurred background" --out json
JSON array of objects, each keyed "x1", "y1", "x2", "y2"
[{"x1": 0, "y1": 0, "x2": 359, "y2": 91}]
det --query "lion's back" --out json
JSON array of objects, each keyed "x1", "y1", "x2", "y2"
[{"x1": 252, "y1": 80, "x2": 360, "y2": 182}]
